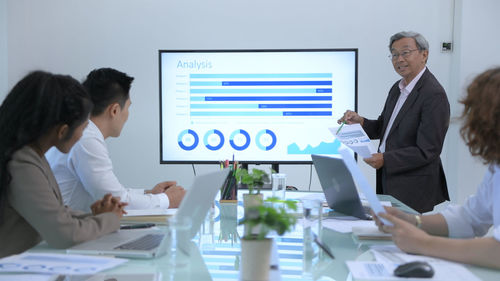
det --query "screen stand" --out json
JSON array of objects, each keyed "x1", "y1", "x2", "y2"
[
  {"x1": 240, "y1": 163, "x2": 279, "y2": 173},
  {"x1": 271, "y1": 163, "x2": 279, "y2": 173},
  {"x1": 237, "y1": 163, "x2": 278, "y2": 190}
]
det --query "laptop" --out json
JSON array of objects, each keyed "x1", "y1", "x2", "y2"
[
  {"x1": 67, "y1": 169, "x2": 230, "y2": 258},
  {"x1": 311, "y1": 154, "x2": 371, "y2": 220}
]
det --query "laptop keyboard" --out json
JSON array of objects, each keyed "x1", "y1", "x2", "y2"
[{"x1": 114, "y1": 234, "x2": 165, "y2": 251}]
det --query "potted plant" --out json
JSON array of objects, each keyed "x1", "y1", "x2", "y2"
[
  {"x1": 235, "y1": 168, "x2": 270, "y2": 210},
  {"x1": 239, "y1": 198, "x2": 297, "y2": 281}
]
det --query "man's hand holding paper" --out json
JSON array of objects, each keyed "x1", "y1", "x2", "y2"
[
  {"x1": 364, "y1": 152, "x2": 384, "y2": 169},
  {"x1": 329, "y1": 123, "x2": 377, "y2": 159}
]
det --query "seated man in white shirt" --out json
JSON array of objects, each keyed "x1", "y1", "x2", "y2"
[{"x1": 46, "y1": 68, "x2": 185, "y2": 212}]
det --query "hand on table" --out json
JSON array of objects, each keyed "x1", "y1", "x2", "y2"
[
  {"x1": 148, "y1": 181, "x2": 177, "y2": 194},
  {"x1": 91, "y1": 193, "x2": 128, "y2": 217},
  {"x1": 165, "y1": 185, "x2": 186, "y2": 208}
]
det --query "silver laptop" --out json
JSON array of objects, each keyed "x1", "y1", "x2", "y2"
[
  {"x1": 311, "y1": 154, "x2": 371, "y2": 220},
  {"x1": 67, "y1": 169, "x2": 230, "y2": 258}
]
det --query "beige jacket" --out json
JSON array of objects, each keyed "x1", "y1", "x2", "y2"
[{"x1": 0, "y1": 146, "x2": 120, "y2": 258}]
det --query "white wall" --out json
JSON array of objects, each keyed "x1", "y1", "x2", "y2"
[
  {"x1": 0, "y1": 0, "x2": 7, "y2": 99},
  {"x1": 5, "y1": 0, "x2": 491, "y2": 204},
  {"x1": 444, "y1": 0, "x2": 500, "y2": 204}
]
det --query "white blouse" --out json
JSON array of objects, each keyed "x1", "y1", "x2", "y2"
[{"x1": 46, "y1": 120, "x2": 169, "y2": 212}]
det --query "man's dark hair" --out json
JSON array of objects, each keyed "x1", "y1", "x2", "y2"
[{"x1": 82, "y1": 68, "x2": 134, "y2": 116}]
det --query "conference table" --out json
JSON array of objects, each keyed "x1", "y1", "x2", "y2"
[{"x1": 22, "y1": 191, "x2": 500, "y2": 280}]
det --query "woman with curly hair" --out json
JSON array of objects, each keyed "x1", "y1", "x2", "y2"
[
  {"x1": 373, "y1": 67, "x2": 500, "y2": 268},
  {"x1": 0, "y1": 71, "x2": 127, "y2": 258}
]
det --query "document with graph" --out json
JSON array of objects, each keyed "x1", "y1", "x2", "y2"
[{"x1": 329, "y1": 123, "x2": 376, "y2": 158}]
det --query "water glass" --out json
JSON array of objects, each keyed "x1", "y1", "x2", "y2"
[
  {"x1": 166, "y1": 217, "x2": 192, "y2": 268},
  {"x1": 271, "y1": 173, "x2": 286, "y2": 200},
  {"x1": 301, "y1": 199, "x2": 323, "y2": 234}
]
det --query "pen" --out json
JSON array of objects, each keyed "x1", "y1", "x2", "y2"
[
  {"x1": 336, "y1": 120, "x2": 346, "y2": 135},
  {"x1": 313, "y1": 233, "x2": 335, "y2": 259},
  {"x1": 120, "y1": 223, "x2": 155, "y2": 230}
]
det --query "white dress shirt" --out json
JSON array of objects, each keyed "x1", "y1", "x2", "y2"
[
  {"x1": 441, "y1": 164, "x2": 500, "y2": 241},
  {"x1": 46, "y1": 120, "x2": 169, "y2": 212},
  {"x1": 379, "y1": 67, "x2": 427, "y2": 153}
]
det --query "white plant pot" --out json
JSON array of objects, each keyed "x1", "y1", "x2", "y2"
[
  {"x1": 243, "y1": 193, "x2": 263, "y2": 210},
  {"x1": 243, "y1": 193, "x2": 264, "y2": 236},
  {"x1": 240, "y1": 238, "x2": 272, "y2": 281}
]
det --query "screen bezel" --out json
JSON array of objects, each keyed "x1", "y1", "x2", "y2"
[{"x1": 159, "y1": 48, "x2": 358, "y2": 164}]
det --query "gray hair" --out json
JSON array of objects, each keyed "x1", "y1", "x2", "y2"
[{"x1": 389, "y1": 31, "x2": 429, "y2": 51}]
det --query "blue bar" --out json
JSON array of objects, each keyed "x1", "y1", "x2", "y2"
[
  {"x1": 278, "y1": 238, "x2": 303, "y2": 243},
  {"x1": 202, "y1": 250, "x2": 241, "y2": 256},
  {"x1": 221, "y1": 81, "x2": 332, "y2": 86},
  {"x1": 280, "y1": 269, "x2": 304, "y2": 275},
  {"x1": 277, "y1": 245, "x2": 303, "y2": 251},
  {"x1": 191, "y1": 104, "x2": 258, "y2": 109},
  {"x1": 190, "y1": 81, "x2": 221, "y2": 86},
  {"x1": 203, "y1": 96, "x2": 332, "y2": 101},
  {"x1": 191, "y1": 111, "x2": 282, "y2": 116},
  {"x1": 316, "y1": 88, "x2": 332, "y2": 93},
  {"x1": 190, "y1": 73, "x2": 332, "y2": 78},
  {"x1": 283, "y1": 111, "x2": 332, "y2": 116},
  {"x1": 259, "y1": 103, "x2": 332, "y2": 109},
  {"x1": 278, "y1": 253, "x2": 303, "y2": 259},
  {"x1": 219, "y1": 265, "x2": 236, "y2": 271},
  {"x1": 191, "y1": 88, "x2": 324, "y2": 94}
]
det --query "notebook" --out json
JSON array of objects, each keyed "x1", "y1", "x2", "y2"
[
  {"x1": 66, "y1": 169, "x2": 230, "y2": 258},
  {"x1": 311, "y1": 154, "x2": 371, "y2": 220}
]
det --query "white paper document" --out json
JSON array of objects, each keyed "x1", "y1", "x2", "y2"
[
  {"x1": 0, "y1": 253, "x2": 127, "y2": 275},
  {"x1": 346, "y1": 260, "x2": 480, "y2": 281},
  {"x1": 338, "y1": 148, "x2": 392, "y2": 226},
  {"x1": 123, "y1": 208, "x2": 176, "y2": 217},
  {"x1": 330, "y1": 123, "x2": 376, "y2": 158},
  {"x1": 370, "y1": 244, "x2": 453, "y2": 264},
  {"x1": 322, "y1": 217, "x2": 375, "y2": 233},
  {"x1": 0, "y1": 273, "x2": 162, "y2": 281},
  {"x1": 352, "y1": 226, "x2": 392, "y2": 240},
  {"x1": 0, "y1": 274, "x2": 57, "y2": 281}
]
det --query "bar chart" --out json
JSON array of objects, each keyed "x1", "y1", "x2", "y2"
[{"x1": 189, "y1": 73, "x2": 333, "y2": 118}]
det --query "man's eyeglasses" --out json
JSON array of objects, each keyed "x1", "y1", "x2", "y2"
[{"x1": 389, "y1": 49, "x2": 419, "y2": 60}]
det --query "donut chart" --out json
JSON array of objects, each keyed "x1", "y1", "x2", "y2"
[
  {"x1": 255, "y1": 129, "x2": 277, "y2": 151},
  {"x1": 178, "y1": 129, "x2": 199, "y2": 151},
  {"x1": 229, "y1": 129, "x2": 250, "y2": 151},
  {"x1": 204, "y1": 129, "x2": 224, "y2": 150}
]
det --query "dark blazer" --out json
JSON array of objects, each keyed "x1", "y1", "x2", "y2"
[{"x1": 363, "y1": 68, "x2": 450, "y2": 213}]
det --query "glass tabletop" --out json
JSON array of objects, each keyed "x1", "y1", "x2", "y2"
[{"x1": 20, "y1": 191, "x2": 500, "y2": 281}]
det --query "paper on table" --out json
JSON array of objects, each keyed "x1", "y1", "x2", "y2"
[
  {"x1": 346, "y1": 260, "x2": 481, "y2": 281},
  {"x1": 338, "y1": 148, "x2": 392, "y2": 226},
  {"x1": 0, "y1": 253, "x2": 127, "y2": 275},
  {"x1": 352, "y1": 226, "x2": 392, "y2": 240},
  {"x1": 121, "y1": 208, "x2": 177, "y2": 224},
  {"x1": 361, "y1": 200, "x2": 392, "y2": 208},
  {"x1": 0, "y1": 273, "x2": 162, "y2": 281},
  {"x1": 370, "y1": 244, "x2": 453, "y2": 264},
  {"x1": 0, "y1": 274, "x2": 57, "y2": 281},
  {"x1": 124, "y1": 208, "x2": 176, "y2": 216},
  {"x1": 322, "y1": 217, "x2": 375, "y2": 233},
  {"x1": 329, "y1": 123, "x2": 376, "y2": 158}
]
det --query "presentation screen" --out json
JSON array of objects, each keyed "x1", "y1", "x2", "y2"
[{"x1": 159, "y1": 49, "x2": 357, "y2": 164}]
